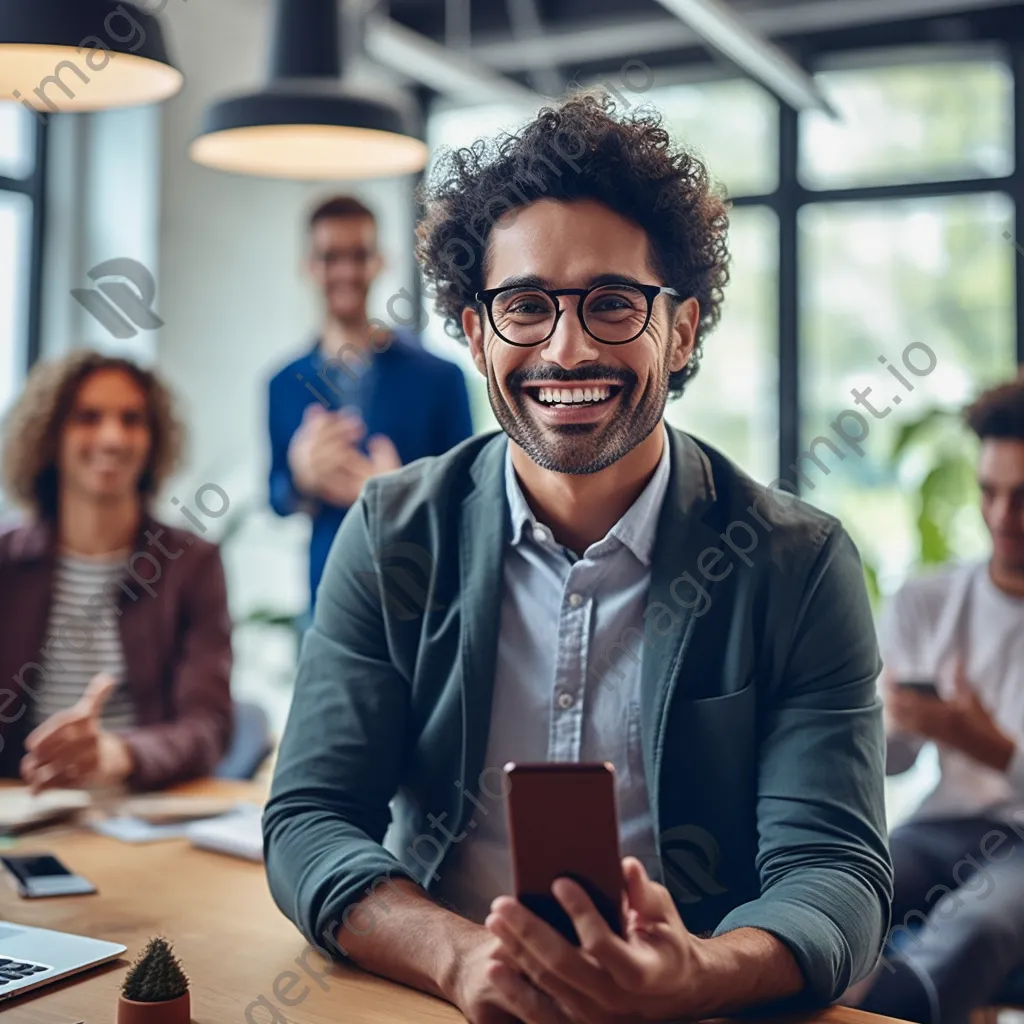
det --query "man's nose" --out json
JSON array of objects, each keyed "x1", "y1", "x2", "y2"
[{"x1": 539, "y1": 299, "x2": 600, "y2": 369}]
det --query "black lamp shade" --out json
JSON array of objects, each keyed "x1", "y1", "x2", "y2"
[
  {"x1": 0, "y1": 0, "x2": 183, "y2": 111},
  {"x1": 189, "y1": 86, "x2": 429, "y2": 180}
]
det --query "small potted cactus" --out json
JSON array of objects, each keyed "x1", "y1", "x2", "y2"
[{"x1": 117, "y1": 937, "x2": 190, "y2": 1024}]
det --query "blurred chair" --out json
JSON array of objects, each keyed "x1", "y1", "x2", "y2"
[{"x1": 214, "y1": 700, "x2": 274, "y2": 780}]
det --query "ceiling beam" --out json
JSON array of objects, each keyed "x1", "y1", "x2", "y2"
[
  {"x1": 505, "y1": 0, "x2": 564, "y2": 98},
  {"x1": 651, "y1": 0, "x2": 832, "y2": 111},
  {"x1": 363, "y1": 14, "x2": 543, "y2": 105},
  {"x1": 468, "y1": 0, "x2": 1024, "y2": 72}
]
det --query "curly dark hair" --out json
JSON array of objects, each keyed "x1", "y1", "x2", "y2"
[
  {"x1": 965, "y1": 373, "x2": 1024, "y2": 441},
  {"x1": 416, "y1": 91, "x2": 731, "y2": 398},
  {"x1": 1, "y1": 349, "x2": 184, "y2": 520}
]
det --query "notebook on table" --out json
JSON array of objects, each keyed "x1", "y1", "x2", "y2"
[
  {"x1": 186, "y1": 803, "x2": 264, "y2": 862},
  {"x1": 0, "y1": 789, "x2": 91, "y2": 835},
  {"x1": 92, "y1": 795, "x2": 258, "y2": 843}
]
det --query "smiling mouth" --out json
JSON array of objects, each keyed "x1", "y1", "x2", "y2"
[{"x1": 521, "y1": 384, "x2": 624, "y2": 408}]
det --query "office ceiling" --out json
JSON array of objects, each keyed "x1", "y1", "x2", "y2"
[{"x1": 383, "y1": 0, "x2": 1024, "y2": 88}]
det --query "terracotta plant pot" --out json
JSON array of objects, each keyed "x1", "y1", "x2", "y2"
[{"x1": 117, "y1": 990, "x2": 190, "y2": 1024}]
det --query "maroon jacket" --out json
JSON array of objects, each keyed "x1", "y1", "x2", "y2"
[{"x1": 0, "y1": 516, "x2": 233, "y2": 790}]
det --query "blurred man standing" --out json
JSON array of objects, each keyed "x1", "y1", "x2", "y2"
[
  {"x1": 267, "y1": 196, "x2": 474, "y2": 608},
  {"x1": 860, "y1": 376, "x2": 1024, "y2": 1024}
]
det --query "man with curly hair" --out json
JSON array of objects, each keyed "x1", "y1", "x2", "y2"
[
  {"x1": 265, "y1": 95, "x2": 892, "y2": 1023},
  {"x1": 0, "y1": 351, "x2": 233, "y2": 791}
]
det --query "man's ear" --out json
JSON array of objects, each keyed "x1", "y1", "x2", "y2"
[
  {"x1": 462, "y1": 306, "x2": 487, "y2": 376},
  {"x1": 668, "y1": 297, "x2": 700, "y2": 375}
]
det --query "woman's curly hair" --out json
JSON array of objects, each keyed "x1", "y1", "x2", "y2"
[
  {"x1": 1, "y1": 349, "x2": 184, "y2": 520},
  {"x1": 416, "y1": 91, "x2": 731, "y2": 397}
]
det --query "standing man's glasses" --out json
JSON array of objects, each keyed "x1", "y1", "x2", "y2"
[
  {"x1": 474, "y1": 283, "x2": 681, "y2": 347},
  {"x1": 314, "y1": 247, "x2": 377, "y2": 267}
]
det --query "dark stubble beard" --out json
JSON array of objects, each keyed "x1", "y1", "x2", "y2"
[{"x1": 487, "y1": 359, "x2": 671, "y2": 475}]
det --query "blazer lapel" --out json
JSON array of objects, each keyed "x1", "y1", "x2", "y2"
[
  {"x1": 639, "y1": 429, "x2": 722, "y2": 835},
  {"x1": 457, "y1": 434, "x2": 511, "y2": 811}
]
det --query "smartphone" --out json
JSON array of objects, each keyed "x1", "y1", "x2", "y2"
[
  {"x1": 895, "y1": 679, "x2": 941, "y2": 700},
  {"x1": 504, "y1": 762, "x2": 624, "y2": 945},
  {"x1": 0, "y1": 854, "x2": 97, "y2": 898}
]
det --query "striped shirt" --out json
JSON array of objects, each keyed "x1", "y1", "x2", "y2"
[{"x1": 33, "y1": 551, "x2": 137, "y2": 731}]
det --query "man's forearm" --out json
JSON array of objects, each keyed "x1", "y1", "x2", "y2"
[
  {"x1": 939, "y1": 719, "x2": 1015, "y2": 773},
  {"x1": 687, "y1": 927, "x2": 805, "y2": 1018},
  {"x1": 326, "y1": 879, "x2": 482, "y2": 1003}
]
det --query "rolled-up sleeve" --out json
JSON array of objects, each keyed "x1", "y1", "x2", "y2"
[{"x1": 713, "y1": 526, "x2": 894, "y2": 1004}]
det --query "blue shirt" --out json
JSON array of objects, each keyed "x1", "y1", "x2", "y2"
[
  {"x1": 267, "y1": 331, "x2": 474, "y2": 605},
  {"x1": 431, "y1": 429, "x2": 670, "y2": 923}
]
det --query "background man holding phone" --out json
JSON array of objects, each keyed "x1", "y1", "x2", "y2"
[
  {"x1": 264, "y1": 94, "x2": 893, "y2": 1024},
  {"x1": 858, "y1": 376, "x2": 1024, "y2": 1024}
]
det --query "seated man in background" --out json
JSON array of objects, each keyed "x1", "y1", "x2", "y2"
[
  {"x1": 267, "y1": 195, "x2": 474, "y2": 610},
  {"x1": 265, "y1": 94, "x2": 892, "y2": 1024},
  {"x1": 0, "y1": 350, "x2": 233, "y2": 792},
  {"x1": 858, "y1": 376, "x2": 1024, "y2": 1024}
]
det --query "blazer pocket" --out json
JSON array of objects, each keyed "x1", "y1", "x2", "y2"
[{"x1": 669, "y1": 679, "x2": 758, "y2": 780}]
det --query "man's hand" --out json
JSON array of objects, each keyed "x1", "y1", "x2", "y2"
[
  {"x1": 884, "y1": 661, "x2": 1016, "y2": 772},
  {"x1": 483, "y1": 857, "x2": 714, "y2": 1023},
  {"x1": 447, "y1": 932, "x2": 535, "y2": 1024},
  {"x1": 287, "y1": 405, "x2": 365, "y2": 497},
  {"x1": 316, "y1": 434, "x2": 401, "y2": 508},
  {"x1": 21, "y1": 673, "x2": 134, "y2": 792},
  {"x1": 287, "y1": 405, "x2": 401, "y2": 507}
]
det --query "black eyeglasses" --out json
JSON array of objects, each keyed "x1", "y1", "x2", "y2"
[{"x1": 474, "y1": 283, "x2": 681, "y2": 347}]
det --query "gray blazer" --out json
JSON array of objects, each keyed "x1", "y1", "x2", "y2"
[{"x1": 264, "y1": 427, "x2": 893, "y2": 1006}]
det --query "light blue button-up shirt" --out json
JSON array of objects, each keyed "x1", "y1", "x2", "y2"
[{"x1": 432, "y1": 429, "x2": 671, "y2": 923}]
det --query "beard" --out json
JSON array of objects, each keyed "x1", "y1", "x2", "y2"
[{"x1": 487, "y1": 360, "x2": 670, "y2": 475}]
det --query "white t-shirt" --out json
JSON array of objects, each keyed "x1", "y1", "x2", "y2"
[
  {"x1": 879, "y1": 560, "x2": 1024, "y2": 822},
  {"x1": 34, "y1": 552, "x2": 136, "y2": 731}
]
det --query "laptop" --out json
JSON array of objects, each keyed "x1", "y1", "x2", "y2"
[{"x1": 0, "y1": 921, "x2": 125, "y2": 1001}]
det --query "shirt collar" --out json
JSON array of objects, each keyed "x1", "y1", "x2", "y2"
[{"x1": 504, "y1": 425, "x2": 672, "y2": 567}]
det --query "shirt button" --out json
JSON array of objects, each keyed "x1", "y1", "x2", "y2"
[
  {"x1": 567, "y1": 592, "x2": 583, "y2": 608},
  {"x1": 557, "y1": 691, "x2": 574, "y2": 710},
  {"x1": 532, "y1": 525, "x2": 549, "y2": 544}
]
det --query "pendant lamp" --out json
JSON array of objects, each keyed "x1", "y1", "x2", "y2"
[
  {"x1": 0, "y1": 0, "x2": 183, "y2": 112},
  {"x1": 189, "y1": 0, "x2": 428, "y2": 180}
]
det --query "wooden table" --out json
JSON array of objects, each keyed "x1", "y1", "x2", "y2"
[{"x1": 0, "y1": 780, "x2": 903, "y2": 1024}]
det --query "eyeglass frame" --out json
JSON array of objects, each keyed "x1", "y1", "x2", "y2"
[{"x1": 473, "y1": 282, "x2": 682, "y2": 347}]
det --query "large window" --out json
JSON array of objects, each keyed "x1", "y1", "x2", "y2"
[
  {"x1": 0, "y1": 104, "x2": 41, "y2": 421},
  {"x1": 797, "y1": 55, "x2": 1019, "y2": 597},
  {"x1": 800, "y1": 58, "x2": 1014, "y2": 189},
  {"x1": 799, "y1": 192, "x2": 1016, "y2": 590}
]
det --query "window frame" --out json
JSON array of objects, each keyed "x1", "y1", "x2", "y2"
[
  {"x1": 0, "y1": 110, "x2": 48, "y2": 377},
  {"x1": 720, "y1": 42, "x2": 1024, "y2": 492}
]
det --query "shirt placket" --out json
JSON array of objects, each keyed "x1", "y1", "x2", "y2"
[{"x1": 547, "y1": 557, "x2": 593, "y2": 763}]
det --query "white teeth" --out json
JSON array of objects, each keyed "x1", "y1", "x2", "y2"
[{"x1": 534, "y1": 385, "x2": 613, "y2": 405}]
